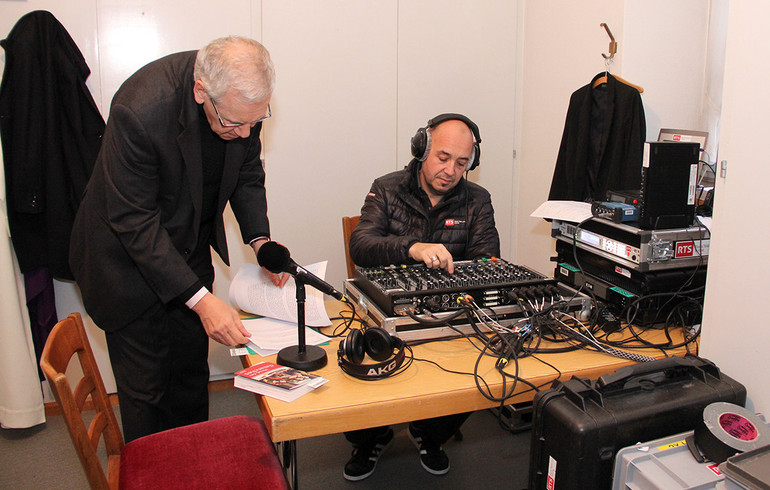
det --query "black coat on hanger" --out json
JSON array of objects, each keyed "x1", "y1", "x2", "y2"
[
  {"x1": 548, "y1": 72, "x2": 646, "y2": 202},
  {"x1": 0, "y1": 10, "x2": 105, "y2": 279}
]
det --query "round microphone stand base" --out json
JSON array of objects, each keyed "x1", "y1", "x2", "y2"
[{"x1": 277, "y1": 345, "x2": 328, "y2": 371}]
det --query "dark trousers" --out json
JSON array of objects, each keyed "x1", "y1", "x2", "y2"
[
  {"x1": 345, "y1": 412, "x2": 471, "y2": 447},
  {"x1": 105, "y1": 300, "x2": 210, "y2": 443}
]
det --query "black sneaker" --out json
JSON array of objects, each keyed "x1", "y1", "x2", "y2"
[
  {"x1": 408, "y1": 425, "x2": 450, "y2": 475},
  {"x1": 343, "y1": 428, "x2": 394, "y2": 481}
]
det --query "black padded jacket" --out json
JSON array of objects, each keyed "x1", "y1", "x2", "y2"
[{"x1": 350, "y1": 159, "x2": 500, "y2": 267}]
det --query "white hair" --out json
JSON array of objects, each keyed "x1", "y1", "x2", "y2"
[{"x1": 194, "y1": 36, "x2": 275, "y2": 103}]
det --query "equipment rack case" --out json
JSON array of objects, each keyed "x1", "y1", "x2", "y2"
[
  {"x1": 552, "y1": 218, "x2": 709, "y2": 273},
  {"x1": 553, "y1": 240, "x2": 706, "y2": 325}
]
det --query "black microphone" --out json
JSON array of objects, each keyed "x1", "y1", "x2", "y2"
[{"x1": 257, "y1": 241, "x2": 345, "y2": 301}]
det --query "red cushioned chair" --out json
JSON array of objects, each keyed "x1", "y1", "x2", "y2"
[{"x1": 40, "y1": 312, "x2": 289, "y2": 490}]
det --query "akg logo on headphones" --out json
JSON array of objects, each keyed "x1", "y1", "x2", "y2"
[{"x1": 367, "y1": 359, "x2": 398, "y2": 377}]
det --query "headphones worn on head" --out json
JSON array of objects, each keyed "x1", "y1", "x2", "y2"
[
  {"x1": 410, "y1": 113, "x2": 482, "y2": 171},
  {"x1": 337, "y1": 327, "x2": 408, "y2": 380}
]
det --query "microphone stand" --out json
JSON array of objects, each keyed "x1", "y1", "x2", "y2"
[{"x1": 276, "y1": 276, "x2": 328, "y2": 371}]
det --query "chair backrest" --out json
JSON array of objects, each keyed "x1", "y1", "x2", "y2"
[
  {"x1": 341, "y1": 215, "x2": 360, "y2": 278},
  {"x1": 40, "y1": 313, "x2": 124, "y2": 490}
]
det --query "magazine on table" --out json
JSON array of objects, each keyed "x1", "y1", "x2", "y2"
[{"x1": 234, "y1": 361, "x2": 328, "y2": 402}]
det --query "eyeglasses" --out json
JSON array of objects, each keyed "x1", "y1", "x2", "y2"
[{"x1": 210, "y1": 97, "x2": 271, "y2": 128}]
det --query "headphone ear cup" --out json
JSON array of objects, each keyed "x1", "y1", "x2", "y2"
[
  {"x1": 469, "y1": 142, "x2": 481, "y2": 171},
  {"x1": 363, "y1": 327, "x2": 395, "y2": 362},
  {"x1": 411, "y1": 127, "x2": 431, "y2": 161},
  {"x1": 341, "y1": 329, "x2": 366, "y2": 364}
]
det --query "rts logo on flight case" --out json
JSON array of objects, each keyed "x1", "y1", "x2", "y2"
[{"x1": 675, "y1": 240, "x2": 697, "y2": 258}]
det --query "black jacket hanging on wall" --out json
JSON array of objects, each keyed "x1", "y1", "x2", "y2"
[
  {"x1": 548, "y1": 73, "x2": 646, "y2": 202},
  {"x1": 0, "y1": 10, "x2": 105, "y2": 280}
]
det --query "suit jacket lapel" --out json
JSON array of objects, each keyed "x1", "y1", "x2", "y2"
[
  {"x1": 219, "y1": 139, "x2": 245, "y2": 213},
  {"x1": 177, "y1": 89, "x2": 203, "y2": 242},
  {"x1": 211, "y1": 134, "x2": 249, "y2": 262}
]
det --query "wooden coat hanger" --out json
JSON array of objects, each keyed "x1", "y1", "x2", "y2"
[{"x1": 592, "y1": 23, "x2": 644, "y2": 93}]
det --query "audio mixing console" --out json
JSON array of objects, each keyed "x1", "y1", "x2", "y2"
[
  {"x1": 352, "y1": 259, "x2": 556, "y2": 317},
  {"x1": 345, "y1": 259, "x2": 591, "y2": 341}
]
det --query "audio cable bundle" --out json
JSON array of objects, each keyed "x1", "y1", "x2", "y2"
[{"x1": 324, "y1": 258, "x2": 700, "y2": 415}]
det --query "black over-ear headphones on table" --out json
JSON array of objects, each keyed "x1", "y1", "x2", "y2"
[
  {"x1": 410, "y1": 113, "x2": 482, "y2": 171},
  {"x1": 337, "y1": 327, "x2": 410, "y2": 380}
]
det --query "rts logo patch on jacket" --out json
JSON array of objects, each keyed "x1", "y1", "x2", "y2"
[{"x1": 444, "y1": 218, "x2": 466, "y2": 227}]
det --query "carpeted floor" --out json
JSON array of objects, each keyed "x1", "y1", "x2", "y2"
[{"x1": 0, "y1": 385, "x2": 531, "y2": 489}]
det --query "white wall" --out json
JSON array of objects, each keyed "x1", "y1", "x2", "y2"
[{"x1": 699, "y1": 1, "x2": 770, "y2": 414}]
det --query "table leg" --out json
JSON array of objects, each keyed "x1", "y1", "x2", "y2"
[{"x1": 278, "y1": 440, "x2": 298, "y2": 488}]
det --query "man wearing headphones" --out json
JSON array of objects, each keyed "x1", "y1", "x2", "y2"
[{"x1": 344, "y1": 114, "x2": 500, "y2": 481}]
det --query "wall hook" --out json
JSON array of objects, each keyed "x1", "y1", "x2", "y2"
[{"x1": 600, "y1": 22, "x2": 617, "y2": 60}]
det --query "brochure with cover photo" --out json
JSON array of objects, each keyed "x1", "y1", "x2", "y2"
[
  {"x1": 242, "y1": 362, "x2": 319, "y2": 390},
  {"x1": 234, "y1": 361, "x2": 328, "y2": 402}
]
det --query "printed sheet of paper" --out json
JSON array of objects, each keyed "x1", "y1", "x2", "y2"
[
  {"x1": 530, "y1": 200, "x2": 593, "y2": 223},
  {"x1": 229, "y1": 262, "x2": 332, "y2": 326}
]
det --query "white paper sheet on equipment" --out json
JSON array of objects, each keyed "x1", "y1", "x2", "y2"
[
  {"x1": 531, "y1": 200, "x2": 714, "y2": 232},
  {"x1": 229, "y1": 262, "x2": 332, "y2": 326},
  {"x1": 696, "y1": 215, "x2": 712, "y2": 233},
  {"x1": 530, "y1": 200, "x2": 593, "y2": 223}
]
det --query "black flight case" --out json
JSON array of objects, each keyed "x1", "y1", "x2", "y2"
[{"x1": 527, "y1": 355, "x2": 747, "y2": 490}]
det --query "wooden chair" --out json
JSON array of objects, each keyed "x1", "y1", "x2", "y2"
[
  {"x1": 341, "y1": 215, "x2": 360, "y2": 278},
  {"x1": 40, "y1": 313, "x2": 289, "y2": 490}
]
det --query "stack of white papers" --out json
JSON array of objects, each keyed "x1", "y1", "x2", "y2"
[
  {"x1": 241, "y1": 317, "x2": 331, "y2": 356},
  {"x1": 228, "y1": 261, "x2": 333, "y2": 355},
  {"x1": 229, "y1": 262, "x2": 332, "y2": 326}
]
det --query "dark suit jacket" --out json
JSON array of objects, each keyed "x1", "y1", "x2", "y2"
[
  {"x1": 0, "y1": 10, "x2": 105, "y2": 279},
  {"x1": 70, "y1": 51, "x2": 270, "y2": 331},
  {"x1": 548, "y1": 73, "x2": 646, "y2": 202}
]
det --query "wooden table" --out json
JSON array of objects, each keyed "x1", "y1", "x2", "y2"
[{"x1": 241, "y1": 302, "x2": 693, "y2": 487}]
